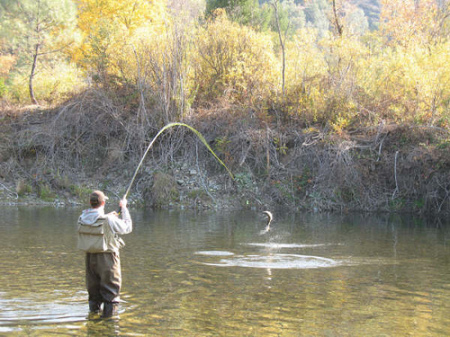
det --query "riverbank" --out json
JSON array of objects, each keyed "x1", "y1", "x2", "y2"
[{"x1": 1, "y1": 99, "x2": 450, "y2": 215}]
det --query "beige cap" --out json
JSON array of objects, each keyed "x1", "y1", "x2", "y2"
[{"x1": 90, "y1": 190, "x2": 108, "y2": 207}]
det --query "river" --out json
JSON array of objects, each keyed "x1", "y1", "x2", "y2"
[{"x1": 1, "y1": 206, "x2": 450, "y2": 336}]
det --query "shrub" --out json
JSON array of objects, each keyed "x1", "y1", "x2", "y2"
[
  {"x1": 151, "y1": 172, "x2": 179, "y2": 207},
  {"x1": 16, "y1": 179, "x2": 32, "y2": 196},
  {"x1": 8, "y1": 61, "x2": 85, "y2": 104},
  {"x1": 193, "y1": 10, "x2": 279, "y2": 105}
]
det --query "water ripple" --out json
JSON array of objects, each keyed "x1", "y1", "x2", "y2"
[
  {"x1": 194, "y1": 251, "x2": 235, "y2": 256},
  {"x1": 244, "y1": 243, "x2": 338, "y2": 249},
  {"x1": 0, "y1": 297, "x2": 87, "y2": 327},
  {"x1": 202, "y1": 254, "x2": 338, "y2": 269}
]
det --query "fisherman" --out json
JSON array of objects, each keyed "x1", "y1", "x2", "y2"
[{"x1": 77, "y1": 190, "x2": 132, "y2": 318}]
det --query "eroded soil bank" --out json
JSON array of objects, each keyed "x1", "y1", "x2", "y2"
[{"x1": 1, "y1": 94, "x2": 449, "y2": 215}]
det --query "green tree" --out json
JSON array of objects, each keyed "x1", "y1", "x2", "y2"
[
  {"x1": 0, "y1": 0, "x2": 77, "y2": 104},
  {"x1": 344, "y1": 6, "x2": 369, "y2": 36},
  {"x1": 304, "y1": 0, "x2": 330, "y2": 36},
  {"x1": 206, "y1": 0, "x2": 272, "y2": 30}
]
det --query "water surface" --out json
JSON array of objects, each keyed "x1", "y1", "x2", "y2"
[{"x1": 1, "y1": 207, "x2": 450, "y2": 336}]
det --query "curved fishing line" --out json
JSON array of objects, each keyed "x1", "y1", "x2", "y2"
[{"x1": 123, "y1": 122, "x2": 234, "y2": 200}]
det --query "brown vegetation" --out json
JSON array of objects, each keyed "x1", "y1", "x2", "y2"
[{"x1": 1, "y1": 89, "x2": 449, "y2": 215}]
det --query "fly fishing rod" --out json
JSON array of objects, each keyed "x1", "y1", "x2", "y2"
[{"x1": 117, "y1": 122, "x2": 234, "y2": 213}]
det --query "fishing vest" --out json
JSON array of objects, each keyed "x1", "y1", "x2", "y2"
[{"x1": 77, "y1": 216, "x2": 125, "y2": 253}]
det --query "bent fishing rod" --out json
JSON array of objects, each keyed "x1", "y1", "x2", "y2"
[{"x1": 117, "y1": 122, "x2": 234, "y2": 214}]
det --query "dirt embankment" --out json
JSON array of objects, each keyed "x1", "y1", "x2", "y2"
[{"x1": 1, "y1": 93, "x2": 450, "y2": 215}]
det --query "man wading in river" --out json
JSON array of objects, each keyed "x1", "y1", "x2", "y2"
[{"x1": 77, "y1": 190, "x2": 132, "y2": 318}]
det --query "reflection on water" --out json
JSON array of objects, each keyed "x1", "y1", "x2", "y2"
[{"x1": 2, "y1": 207, "x2": 450, "y2": 336}]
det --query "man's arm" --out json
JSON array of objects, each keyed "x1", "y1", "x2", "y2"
[{"x1": 108, "y1": 199, "x2": 132, "y2": 234}]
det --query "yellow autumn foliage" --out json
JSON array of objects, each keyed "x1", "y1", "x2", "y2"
[
  {"x1": 2, "y1": 0, "x2": 448, "y2": 132},
  {"x1": 284, "y1": 29, "x2": 369, "y2": 130},
  {"x1": 355, "y1": 37, "x2": 450, "y2": 126},
  {"x1": 193, "y1": 9, "x2": 279, "y2": 105},
  {"x1": 284, "y1": 28, "x2": 327, "y2": 123},
  {"x1": 0, "y1": 54, "x2": 16, "y2": 78},
  {"x1": 380, "y1": 0, "x2": 440, "y2": 48},
  {"x1": 73, "y1": 0, "x2": 168, "y2": 82},
  {"x1": 8, "y1": 62, "x2": 84, "y2": 103}
]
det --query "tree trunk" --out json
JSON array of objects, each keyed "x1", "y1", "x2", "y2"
[
  {"x1": 332, "y1": 0, "x2": 343, "y2": 37},
  {"x1": 273, "y1": 1, "x2": 285, "y2": 97},
  {"x1": 29, "y1": 44, "x2": 39, "y2": 105}
]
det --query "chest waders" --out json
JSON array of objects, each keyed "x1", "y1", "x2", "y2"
[{"x1": 78, "y1": 217, "x2": 124, "y2": 317}]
